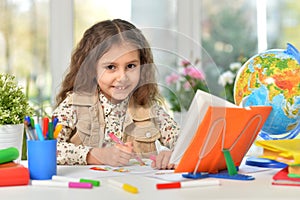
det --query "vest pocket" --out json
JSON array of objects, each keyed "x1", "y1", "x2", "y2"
[
  {"x1": 124, "y1": 120, "x2": 160, "y2": 158},
  {"x1": 71, "y1": 119, "x2": 92, "y2": 145}
]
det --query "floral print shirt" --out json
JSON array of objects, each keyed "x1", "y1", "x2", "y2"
[{"x1": 52, "y1": 92, "x2": 180, "y2": 165}]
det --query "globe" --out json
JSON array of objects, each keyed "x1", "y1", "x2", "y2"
[{"x1": 234, "y1": 43, "x2": 300, "y2": 140}]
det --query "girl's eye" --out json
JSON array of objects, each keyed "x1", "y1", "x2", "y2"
[
  {"x1": 106, "y1": 65, "x2": 115, "y2": 70},
  {"x1": 127, "y1": 64, "x2": 136, "y2": 69}
]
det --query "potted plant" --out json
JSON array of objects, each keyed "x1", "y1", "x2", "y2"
[{"x1": 0, "y1": 73, "x2": 34, "y2": 161}]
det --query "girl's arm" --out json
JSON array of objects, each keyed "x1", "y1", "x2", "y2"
[
  {"x1": 155, "y1": 104, "x2": 180, "y2": 150},
  {"x1": 53, "y1": 94, "x2": 133, "y2": 166},
  {"x1": 151, "y1": 104, "x2": 180, "y2": 169},
  {"x1": 56, "y1": 128, "x2": 91, "y2": 165},
  {"x1": 87, "y1": 143, "x2": 133, "y2": 166},
  {"x1": 53, "y1": 95, "x2": 91, "y2": 165}
]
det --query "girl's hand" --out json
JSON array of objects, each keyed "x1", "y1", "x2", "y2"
[
  {"x1": 87, "y1": 142, "x2": 133, "y2": 166},
  {"x1": 151, "y1": 150, "x2": 175, "y2": 169}
]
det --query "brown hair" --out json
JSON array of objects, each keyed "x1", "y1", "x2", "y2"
[{"x1": 55, "y1": 19, "x2": 161, "y2": 107}]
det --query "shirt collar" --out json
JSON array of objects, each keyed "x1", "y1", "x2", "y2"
[{"x1": 99, "y1": 92, "x2": 129, "y2": 116}]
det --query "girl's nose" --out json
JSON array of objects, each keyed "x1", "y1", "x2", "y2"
[{"x1": 116, "y1": 69, "x2": 128, "y2": 82}]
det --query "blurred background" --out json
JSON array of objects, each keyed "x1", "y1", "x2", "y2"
[{"x1": 0, "y1": 0, "x2": 299, "y2": 117}]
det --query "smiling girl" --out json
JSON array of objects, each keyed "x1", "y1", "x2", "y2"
[{"x1": 52, "y1": 19, "x2": 180, "y2": 169}]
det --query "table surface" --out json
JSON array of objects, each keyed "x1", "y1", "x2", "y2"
[{"x1": 1, "y1": 160, "x2": 300, "y2": 200}]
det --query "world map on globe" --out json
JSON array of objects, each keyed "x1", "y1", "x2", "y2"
[{"x1": 234, "y1": 43, "x2": 300, "y2": 140}]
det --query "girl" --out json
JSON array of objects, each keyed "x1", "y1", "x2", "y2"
[{"x1": 53, "y1": 19, "x2": 180, "y2": 169}]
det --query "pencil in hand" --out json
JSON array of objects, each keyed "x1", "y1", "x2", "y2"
[{"x1": 108, "y1": 132, "x2": 145, "y2": 166}]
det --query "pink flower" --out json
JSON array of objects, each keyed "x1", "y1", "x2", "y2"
[
  {"x1": 166, "y1": 73, "x2": 180, "y2": 85},
  {"x1": 183, "y1": 66, "x2": 205, "y2": 80},
  {"x1": 183, "y1": 81, "x2": 192, "y2": 90},
  {"x1": 181, "y1": 60, "x2": 191, "y2": 67}
]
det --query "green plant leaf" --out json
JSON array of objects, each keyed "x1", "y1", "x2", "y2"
[{"x1": 0, "y1": 74, "x2": 34, "y2": 125}]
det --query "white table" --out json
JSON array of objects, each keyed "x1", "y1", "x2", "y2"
[{"x1": 1, "y1": 161, "x2": 300, "y2": 200}]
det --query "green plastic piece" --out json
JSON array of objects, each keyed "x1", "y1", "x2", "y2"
[
  {"x1": 0, "y1": 147, "x2": 19, "y2": 164},
  {"x1": 222, "y1": 149, "x2": 237, "y2": 176}
]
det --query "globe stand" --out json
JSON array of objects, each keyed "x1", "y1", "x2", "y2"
[{"x1": 259, "y1": 122, "x2": 300, "y2": 140}]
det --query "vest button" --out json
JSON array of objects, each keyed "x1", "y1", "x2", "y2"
[{"x1": 145, "y1": 132, "x2": 151, "y2": 138}]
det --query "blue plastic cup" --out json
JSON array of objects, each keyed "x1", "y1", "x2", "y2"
[{"x1": 27, "y1": 139, "x2": 57, "y2": 180}]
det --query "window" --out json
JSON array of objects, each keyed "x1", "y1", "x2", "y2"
[
  {"x1": 74, "y1": 0, "x2": 131, "y2": 45},
  {"x1": 0, "y1": 0, "x2": 50, "y2": 117},
  {"x1": 1, "y1": 0, "x2": 299, "y2": 114}
]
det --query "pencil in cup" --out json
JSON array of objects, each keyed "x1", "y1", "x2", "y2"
[
  {"x1": 108, "y1": 132, "x2": 146, "y2": 165},
  {"x1": 24, "y1": 116, "x2": 62, "y2": 141},
  {"x1": 24, "y1": 116, "x2": 38, "y2": 140},
  {"x1": 53, "y1": 124, "x2": 63, "y2": 139},
  {"x1": 24, "y1": 120, "x2": 37, "y2": 140}
]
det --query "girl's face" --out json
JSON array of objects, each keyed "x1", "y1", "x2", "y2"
[{"x1": 96, "y1": 44, "x2": 141, "y2": 104}]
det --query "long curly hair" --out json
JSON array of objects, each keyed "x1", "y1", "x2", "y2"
[{"x1": 55, "y1": 19, "x2": 161, "y2": 107}]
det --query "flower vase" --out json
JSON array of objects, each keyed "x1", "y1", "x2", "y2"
[{"x1": 0, "y1": 124, "x2": 24, "y2": 162}]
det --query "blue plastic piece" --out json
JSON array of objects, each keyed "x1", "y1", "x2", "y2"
[
  {"x1": 182, "y1": 171, "x2": 254, "y2": 181},
  {"x1": 245, "y1": 157, "x2": 288, "y2": 168},
  {"x1": 182, "y1": 173, "x2": 209, "y2": 179},
  {"x1": 209, "y1": 172, "x2": 255, "y2": 181},
  {"x1": 181, "y1": 149, "x2": 255, "y2": 181}
]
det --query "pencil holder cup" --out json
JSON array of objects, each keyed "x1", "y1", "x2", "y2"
[{"x1": 27, "y1": 139, "x2": 57, "y2": 180}]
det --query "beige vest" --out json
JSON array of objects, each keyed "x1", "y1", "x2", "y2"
[{"x1": 68, "y1": 92, "x2": 161, "y2": 157}]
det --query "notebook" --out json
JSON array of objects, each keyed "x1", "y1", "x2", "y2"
[
  {"x1": 272, "y1": 167, "x2": 300, "y2": 186},
  {"x1": 170, "y1": 90, "x2": 272, "y2": 174},
  {"x1": 255, "y1": 139, "x2": 300, "y2": 164},
  {"x1": 0, "y1": 162, "x2": 29, "y2": 186}
]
